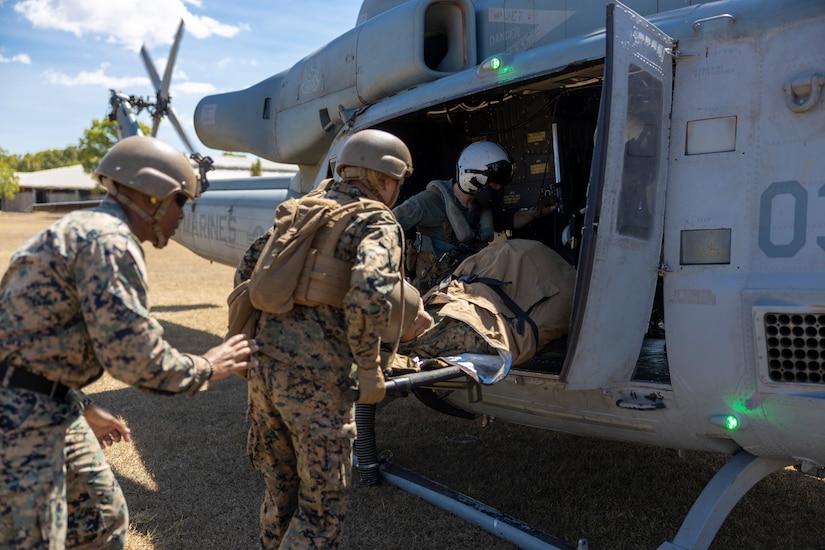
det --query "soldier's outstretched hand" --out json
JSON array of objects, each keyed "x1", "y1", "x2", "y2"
[
  {"x1": 205, "y1": 334, "x2": 259, "y2": 381},
  {"x1": 84, "y1": 404, "x2": 131, "y2": 448}
]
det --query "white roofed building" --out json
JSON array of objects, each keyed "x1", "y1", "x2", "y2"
[
  {"x1": 1, "y1": 155, "x2": 297, "y2": 212},
  {"x1": 2, "y1": 165, "x2": 101, "y2": 212},
  {"x1": 206, "y1": 155, "x2": 297, "y2": 180}
]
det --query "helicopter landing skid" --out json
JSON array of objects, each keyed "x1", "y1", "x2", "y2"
[
  {"x1": 375, "y1": 450, "x2": 793, "y2": 550},
  {"x1": 658, "y1": 451, "x2": 795, "y2": 550}
]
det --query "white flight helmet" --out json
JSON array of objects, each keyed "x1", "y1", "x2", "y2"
[{"x1": 456, "y1": 141, "x2": 514, "y2": 194}]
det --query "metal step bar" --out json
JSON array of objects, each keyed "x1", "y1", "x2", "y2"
[{"x1": 379, "y1": 461, "x2": 580, "y2": 550}]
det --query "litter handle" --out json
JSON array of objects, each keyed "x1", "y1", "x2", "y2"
[{"x1": 352, "y1": 366, "x2": 465, "y2": 401}]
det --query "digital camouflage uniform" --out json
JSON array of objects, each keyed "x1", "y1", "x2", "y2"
[
  {"x1": 235, "y1": 180, "x2": 403, "y2": 549},
  {"x1": 0, "y1": 199, "x2": 213, "y2": 549},
  {"x1": 64, "y1": 414, "x2": 129, "y2": 550},
  {"x1": 399, "y1": 239, "x2": 576, "y2": 367}
]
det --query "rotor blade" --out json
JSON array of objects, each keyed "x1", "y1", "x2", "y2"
[
  {"x1": 139, "y1": 45, "x2": 163, "y2": 136},
  {"x1": 150, "y1": 114, "x2": 161, "y2": 138},
  {"x1": 159, "y1": 20, "x2": 185, "y2": 103},
  {"x1": 140, "y1": 45, "x2": 162, "y2": 92},
  {"x1": 166, "y1": 105, "x2": 197, "y2": 154}
]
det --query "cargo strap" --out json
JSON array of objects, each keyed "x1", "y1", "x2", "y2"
[{"x1": 455, "y1": 274, "x2": 545, "y2": 342}]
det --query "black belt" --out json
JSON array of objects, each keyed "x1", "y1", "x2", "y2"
[{"x1": 0, "y1": 363, "x2": 71, "y2": 400}]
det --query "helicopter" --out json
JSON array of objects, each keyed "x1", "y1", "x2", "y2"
[{"x1": 121, "y1": 0, "x2": 825, "y2": 548}]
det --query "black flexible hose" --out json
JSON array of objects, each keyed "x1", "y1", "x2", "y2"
[
  {"x1": 353, "y1": 367, "x2": 466, "y2": 486},
  {"x1": 354, "y1": 403, "x2": 380, "y2": 486}
]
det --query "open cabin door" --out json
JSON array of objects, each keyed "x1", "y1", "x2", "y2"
[{"x1": 562, "y1": 2, "x2": 673, "y2": 390}]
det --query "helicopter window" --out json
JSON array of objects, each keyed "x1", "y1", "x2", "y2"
[
  {"x1": 616, "y1": 62, "x2": 663, "y2": 241},
  {"x1": 327, "y1": 157, "x2": 337, "y2": 180},
  {"x1": 319, "y1": 108, "x2": 333, "y2": 132},
  {"x1": 262, "y1": 97, "x2": 271, "y2": 120}
]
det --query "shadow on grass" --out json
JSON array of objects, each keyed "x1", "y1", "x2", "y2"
[
  {"x1": 91, "y1": 377, "x2": 262, "y2": 549},
  {"x1": 349, "y1": 396, "x2": 825, "y2": 550},
  {"x1": 88, "y1": 320, "x2": 262, "y2": 549},
  {"x1": 87, "y1": 322, "x2": 825, "y2": 550}
]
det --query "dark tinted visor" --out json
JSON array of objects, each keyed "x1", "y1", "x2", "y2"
[{"x1": 465, "y1": 159, "x2": 514, "y2": 186}]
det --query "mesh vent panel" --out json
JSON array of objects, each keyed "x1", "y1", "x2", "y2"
[{"x1": 764, "y1": 313, "x2": 825, "y2": 384}]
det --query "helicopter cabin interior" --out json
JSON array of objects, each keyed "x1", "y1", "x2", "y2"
[{"x1": 364, "y1": 59, "x2": 669, "y2": 386}]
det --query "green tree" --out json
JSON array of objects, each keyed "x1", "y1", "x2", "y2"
[
  {"x1": 78, "y1": 118, "x2": 119, "y2": 174},
  {"x1": 14, "y1": 146, "x2": 81, "y2": 172},
  {"x1": 78, "y1": 119, "x2": 154, "y2": 173},
  {"x1": 250, "y1": 158, "x2": 262, "y2": 177},
  {"x1": 0, "y1": 149, "x2": 20, "y2": 199}
]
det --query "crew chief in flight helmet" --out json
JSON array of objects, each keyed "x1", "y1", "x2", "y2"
[{"x1": 455, "y1": 140, "x2": 514, "y2": 195}]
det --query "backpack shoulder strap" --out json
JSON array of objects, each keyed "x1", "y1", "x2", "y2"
[{"x1": 313, "y1": 197, "x2": 392, "y2": 256}]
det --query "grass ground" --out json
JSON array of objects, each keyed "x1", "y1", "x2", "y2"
[{"x1": 2, "y1": 211, "x2": 824, "y2": 550}]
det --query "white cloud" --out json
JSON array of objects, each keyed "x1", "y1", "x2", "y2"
[
  {"x1": 0, "y1": 52, "x2": 32, "y2": 64},
  {"x1": 182, "y1": 14, "x2": 239, "y2": 40},
  {"x1": 14, "y1": 0, "x2": 242, "y2": 52},
  {"x1": 40, "y1": 61, "x2": 212, "y2": 95},
  {"x1": 174, "y1": 81, "x2": 216, "y2": 95},
  {"x1": 43, "y1": 64, "x2": 149, "y2": 89}
]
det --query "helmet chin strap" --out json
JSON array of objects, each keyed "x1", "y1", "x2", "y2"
[
  {"x1": 147, "y1": 200, "x2": 173, "y2": 249},
  {"x1": 148, "y1": 219, "x2": 169, "y2": 249},
  {"x1": 386, "y1": 181, "x2": 402, "y2": 207},
  {"x1": 108, "y1": 184, "x2": 171, "y2": 248}
]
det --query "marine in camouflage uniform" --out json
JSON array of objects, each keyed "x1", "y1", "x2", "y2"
[
  {"x1": 398, "y1": 239, "x2": 576, "y2": 372},
  {"x1": 236, "y1": 129, "x2": 412, "y2": 549},
  {"x1": 0, "y1": 136, "x2": 256, "y2": 549}
]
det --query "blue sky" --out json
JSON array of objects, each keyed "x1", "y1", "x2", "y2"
[{"x1": 0, "y1": 0, "x2": 363, "y2": 157}]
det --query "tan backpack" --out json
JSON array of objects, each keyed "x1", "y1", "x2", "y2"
[
  {"x1": 228, "y1": 188, "x2": 420, "y2": 359},
  {"x1": 247, "y1": 190, "x2": 389, "y2": 314}
]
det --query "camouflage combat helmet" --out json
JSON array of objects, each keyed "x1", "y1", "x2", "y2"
[
  {"x1": 95, "y1": 135, "x2": 199, "y2": 200},
  {"x1": 336, "y1": 129, "x2": 413, "y2": 181},
  {"x1": 95, "y1": 135, "x2": 197, "y2": 248}
]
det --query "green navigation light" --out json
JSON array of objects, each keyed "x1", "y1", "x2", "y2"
[{"x1": 710, "y1": 414, "x2": 744, "y2": 431}]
